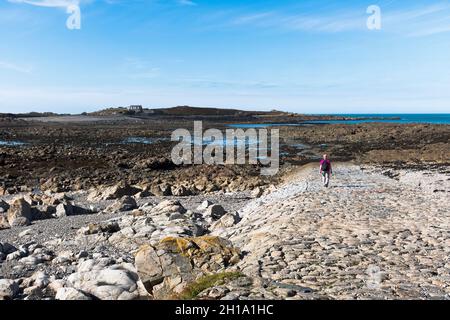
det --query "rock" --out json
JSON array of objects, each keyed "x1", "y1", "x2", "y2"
[
  {"x1": 171, "y1": 185, "x2": 191, "y2": 196},
  {"x1": 120, "y1": 227, "x2": 135, "y2": 238},
  {"x1": 56, "y1": 287, "x2": 92, "y2": 300},
  {"x1": 76, "y1": 250, "x2": 89, "y2": 259},
  {"x1": 55, "y1": 203, "x2": 74, "y2": 218},
  {"x1": 203, "y1": 204, "x2": 226, "y2": 220},
  {"x1": 0, "y1": 200, "x2": 10, "y2": 213},
  {"x1": 135, "y1": 236, "x2": 241, "y2": 299},
  {"x1": 48, "y1": 280, "x2": 67, "y2": 293},
  {"x1": 31, "y1": 271, "x2": 50, "y2": 289},
  {"x1": 19, "y1": 229, "x2": 33, "y2": 237},
  {"x1": 205, "y1": 183, "x2": 219, "y2": 193},
  {"x1": 152, "y1": 200, "x2": 186, "y2": 216},
  {"x1": 1, "y1": 242, "x2": 17, "y2": 254},
  {"x1": 135, "y1": 189, "x2": 153, "y2": 199},
  {"x1": 34, "y1": 205, "x2": 56, "y2": 219},
  {"x1": 0, "y1": 214, "x2": 10, "y2": 230},
  {"x1": 72, "y1": 205, "x2": 91, "y2": 216},
  {"x1": 52, "y1": 250, "x2": 74, "y2": 264},
  {"x1": 77, "y1": 221, "x2": 120, "y2": 236},
  {"x1": 0, "y1": 279, "x2": 19, "y2": 300},
  {"x1": 7, "y1": 198, "x2": 32, "y2": 226},
  {"x1": 23, "y1": 286, "x2": 43, "y2": 298},
  {"x1": 67, "y1": 262, "x2": 140, "y2": 300},
  {"x1": 169, "y1": 212, "x2": 185, "y2": 221},
  {"x1": 197, "y1": 200, "x2": 213, "y2": 211},
  {"x1": 90, "y1": 182, "x2": 141, "y2": 201},
  {"x1": 106, "y1": 196, "x2": 137, "y2": 213},
  {"x1": 151, "y1": 184, "x2": 172, "y2": 197},
  {"x1": 211, "y1": 213, "x2": 240, "y2": 230},
  {"x1": 135, "y1": 244, "x2": 192, "y2": 297},
  {"x1": 134, "y1": 245, "x2": 165, "y2": 293},
  {"x1": 10, "y1": 216, "x2": 31, "y2": 227},
  {"x1": 20, "y1": 255, "x2": 42, "y2": 266},
  {"x1": 6, "y1": 250, "x2": 25, "y2": 261},
  {"x1": 251, "y1": 187, "x2": 263, "y2": 198}
]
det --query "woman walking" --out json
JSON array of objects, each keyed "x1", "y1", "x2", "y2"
[{"x1": 320, "y1": 154, "x2": 332, "y2": 187}]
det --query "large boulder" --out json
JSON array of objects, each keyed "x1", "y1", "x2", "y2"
[
  {"x1": 7, "y1": 198, "x2": 32, "y2": 226},
  {"x1": 135, "y1": 236, "x2": 241, "y2": 299},
  {"x1": 66, "y1": 260, "x2": 142, "y2": 300}
]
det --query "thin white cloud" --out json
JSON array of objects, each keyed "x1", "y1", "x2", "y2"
[
  {"x1": 228, "y1": 2, "x2": 450, "y2": 36},
  {"x1": 0, "y1": 60, "x2": 32, "y2": 73},
  {"x1": 178, "y1": 0, "x2": 197, "y2": 6},
  {"x1": 230, "y1": 9, "x2": 367, "y2": 33},
  {"x1": 121, "y1": 57, "x2": 160, "y2": 79},
  {"x1": 379, "y1": 2, "x2": 450, "y2": 37}
]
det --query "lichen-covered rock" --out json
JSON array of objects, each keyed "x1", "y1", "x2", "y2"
[{"x1": 135, "y1": 236, "x2": 241, "y2": 299}]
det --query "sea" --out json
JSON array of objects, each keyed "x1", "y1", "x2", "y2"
[
  {"x1": 229, "y1": 114, "x2": 450, "y2": 128},
  {"x1": 310, "y1": 114, "x2": 450, "y2": 125}
]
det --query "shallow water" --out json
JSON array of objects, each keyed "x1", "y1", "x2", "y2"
[
  {"x1": 121, "y1": 137, "x2": 168, "y2": 144},
  {"x1": 0, "y1": 140, "x2": 26, "y2": 146},
  {"x1": 191, "y1": 136, "x2": 260, "y2": 147}
]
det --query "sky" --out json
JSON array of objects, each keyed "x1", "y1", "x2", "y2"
[{"x1": 1, "y1": 0, "x2": 450, "y2": 114}]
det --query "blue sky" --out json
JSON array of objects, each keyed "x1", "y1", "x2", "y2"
[{"x1": 1, "y1": 0, "x2": 450, "y2": 114}]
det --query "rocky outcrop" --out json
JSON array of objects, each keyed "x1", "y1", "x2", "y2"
[{"x1": 135, "y1": 236, "x2": 241, "y2": 299}]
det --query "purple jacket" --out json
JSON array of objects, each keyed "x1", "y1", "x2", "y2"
[{"x1": 320, "y1": 159, "x2": 332, "y2": 172}]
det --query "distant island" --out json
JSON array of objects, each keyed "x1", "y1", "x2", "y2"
[{"x1": 0, "y1": 105, "x2": 401, "y2": 122}]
